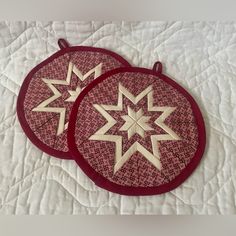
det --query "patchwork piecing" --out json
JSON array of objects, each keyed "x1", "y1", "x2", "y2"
[
  {"x1": 68, "y1": 63, "x2": 206, "y2": 195},
  {"x1": 17, "y1": 39, "x2": 130, "y2": 159}
]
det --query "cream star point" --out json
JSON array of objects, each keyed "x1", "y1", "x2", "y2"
[{"x1": 65, "y1": 86, "x2": 81, "y2": 102}]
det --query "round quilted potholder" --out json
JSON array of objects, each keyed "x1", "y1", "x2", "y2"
[
  {"x1": 17, "y1": 39, "x2": 130, "y2": 159},
  {"x1": 68, "y1": 62, "x2": 206, "y2": 195}
]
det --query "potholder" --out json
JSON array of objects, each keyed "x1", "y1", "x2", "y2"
[
  {"x1": 68, "y1": 62, "x2": 206, "y2": 195},
  {"x1": 17, "y1": 39, "x2": 130, "y2": 159}
]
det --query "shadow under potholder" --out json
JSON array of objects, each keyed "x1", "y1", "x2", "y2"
[
  {"x1": 68, "y1": 62, "x2": 206, "y2": 195},
  {"x1": 17, "y1": 39, "x2": 131, "y2": 159}
]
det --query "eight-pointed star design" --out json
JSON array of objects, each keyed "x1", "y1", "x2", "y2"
[
  {"x1": 120, "y1": 106, "x2": 153, "y2": 139},
  {"x1": 32, "y1": 61, "x2": 102, "y2": 135},
  {"x1": 89, "y1": 83, "x2": 181, "y2": 173}
]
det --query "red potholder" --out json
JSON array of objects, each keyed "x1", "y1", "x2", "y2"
[
  {"x1": 68, "y1": 62, "x2": 206, "y2": 195},
  {"x1": 17, "y1": 39, "x2": 130, "y2": 159}
]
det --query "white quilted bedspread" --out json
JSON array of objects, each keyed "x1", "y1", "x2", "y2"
[{"x1": 0, "y1": 21, "x2": 236, "y2": 214}]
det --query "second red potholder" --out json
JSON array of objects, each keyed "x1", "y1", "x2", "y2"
[
  {"x1": 68, "y1": 62, "x2": 206, "y2": 195},
  {"x1": 17, "y1": 39, "x2": 130, "y2": 159}
]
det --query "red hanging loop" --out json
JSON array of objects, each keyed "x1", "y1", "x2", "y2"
[
  {"x1": 153, "y1": 61, "x2": 163, "y2": 74},
  {"x1": 58, "y1": 38, "x2": 70, "y2": 49}
]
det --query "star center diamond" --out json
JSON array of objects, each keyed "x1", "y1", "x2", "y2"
[{"x1": 120, "y1": 107, "x2": 153, "y2": 139}]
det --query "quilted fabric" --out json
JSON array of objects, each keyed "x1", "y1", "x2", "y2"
[
  {"x1": 17, "y1": 43, "x2": 129, "y2": 158},
  {"x1": 69, "y1": 68, "x2": 204, "y2": 195},
  {"x1": 0, "y1": 21, "x2": 236, "y2": 214}
]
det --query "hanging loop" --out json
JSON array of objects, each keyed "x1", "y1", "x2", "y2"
[
  {"x1": 153, "y1": 61, "x2": 163, "y2": 74},
  {"x1": 58, "y1": 38, "x2": 70, "y2": 49}
]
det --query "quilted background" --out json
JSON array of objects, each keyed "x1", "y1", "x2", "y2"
[{"x1": 0, "y1": 21, "x2": 236, "y2": 214}]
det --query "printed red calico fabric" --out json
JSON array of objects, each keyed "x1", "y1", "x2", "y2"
[
  {"x1": 17, "y1": 39, "x2": 130, "y2": 159},
  {"x1": 68, "y1": 63, "x2": 206, "y2": 195}
]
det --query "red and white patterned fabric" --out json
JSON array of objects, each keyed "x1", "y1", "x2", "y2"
[
  {"x1": 17, "y1": 39, "x2": 130, "y2": 159},
  {"x1": 68, "y1": 63, "x2": 206, "y2": 195}
]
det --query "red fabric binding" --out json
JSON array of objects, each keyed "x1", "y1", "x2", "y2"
[
  {"x1": 153, "y1": 61, "x2": 162, "y2": 74},
  {"x1": 58, "y1": 38, "x2": 70, "y2": 49}
]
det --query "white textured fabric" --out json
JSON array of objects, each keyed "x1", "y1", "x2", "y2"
[{"x1": 0, "y1": 21, "x2": 235, "y2": 215}]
